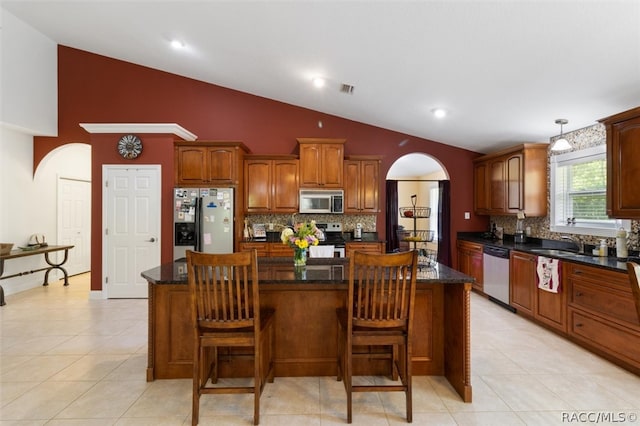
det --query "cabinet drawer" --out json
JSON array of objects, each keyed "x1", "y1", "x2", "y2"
[
  {"x1": 269, "y1": 244, "x2": 294, "y2": 257},
  {"x1": 238, "y1": 242, "x2": 269, "y2": 257},
  {"x1": 569, "y1": 309, "x2": 640, "y2": 369},
  {"x1": 570, "y1": 280, "x2": 639, "y2": 327},
  {"x1": 565, "y1": 262, "x2": 630, "y2": 290}
]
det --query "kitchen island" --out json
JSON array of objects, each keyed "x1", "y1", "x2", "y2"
[{"x1": 141, "y1": 257, "x2": 474, "y2": 402}]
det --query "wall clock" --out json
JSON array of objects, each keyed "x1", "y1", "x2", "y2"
[{"x1": 117, "y1": 134, "x2": 143, "y2": 159}]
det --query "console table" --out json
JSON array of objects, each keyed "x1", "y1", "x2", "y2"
[{"x1": 0, "y1": 245, "x2": 74, "y2": 306}]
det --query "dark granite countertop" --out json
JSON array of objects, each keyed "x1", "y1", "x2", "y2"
[
  {"x1": 457, "y1": 232, "x2": 638, "y2": 273},
  {"x1": 141, "y1": 257, "x2": 473, "y2": 285}
]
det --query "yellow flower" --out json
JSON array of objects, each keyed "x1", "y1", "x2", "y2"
[{"x1": 296, "y1": 239, "x2": 309, "y2": 249}]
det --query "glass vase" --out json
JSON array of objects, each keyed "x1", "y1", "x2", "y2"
[{"x1": 293, "y1": 247, "x2": 308, "y2": 266}]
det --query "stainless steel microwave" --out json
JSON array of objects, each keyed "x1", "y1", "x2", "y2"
[{"x1": 299, "y1": 189, "x2": 344, "y2": 214}]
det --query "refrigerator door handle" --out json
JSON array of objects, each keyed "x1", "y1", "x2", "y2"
[{"x1": 194, "y1": 197, "x2": 202, "y2": 252}]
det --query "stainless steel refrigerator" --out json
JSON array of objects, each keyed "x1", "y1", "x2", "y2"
[{"x1": 173, "y1": 187, "x2": 234, "y2": 260}]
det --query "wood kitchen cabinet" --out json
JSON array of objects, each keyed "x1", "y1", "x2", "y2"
[
  {"x1": 244, "y1": 155, "x2": 299, "y2": 213},
  {"x1": 345, "y1": 241, "x2": 384, "y2": 258},
  {"x1": 566, "y1": 262, "x2": 640, "y2": 374},
  {"x1": 238, "y1": 242, "x2": 295, "y2": 258},
  {"x1": 473, "y1": 144, "x2": 547, "y2": 216},
  {"x1": 297, "y1": 138, "x2": 345, "y2": 188},
  {"x1": 174, "y1": 141, "x2": 248, "y2": 185},
  {"x1": 509, "y1": 250, "x2": 566, "y2": 332},
  {"x1": 509, "y1": 250, "x2": 536, "y2": 317},
  {"x1": 456, "y1": 240, "x2": 484, "y2": 293},
  {"x1": 599, "y1": 106, "x2": 640, "y2": 218},
  {"x1": 343, "y1": 156, "x2": 381, "y2": 213}
]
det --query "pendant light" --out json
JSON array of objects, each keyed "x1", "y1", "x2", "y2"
[{"x1": 551, "y1": 119, "x2": 572, "y2": 151}]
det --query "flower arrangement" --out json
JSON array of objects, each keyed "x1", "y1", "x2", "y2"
[
  {"x1": 281, "y1": 220, "x2": 322, "y2": 266},
  {"x1": 280, "y1": 220, "x2": 321, "y2": 249}
]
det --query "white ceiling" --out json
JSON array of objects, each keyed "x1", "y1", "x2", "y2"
[{"x1": 3, "y1": 1, "x2": 640, "y2": 155}]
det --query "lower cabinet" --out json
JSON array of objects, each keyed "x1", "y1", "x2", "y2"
[
  {"x1": 510, "y1": 250, "x2": 566, "y2": 333},
  {"x1": 566, "y1": 262, "x2": 640, "y2": 374},
  {"x1": 510, "y1": 251, "x2": 535, "y2": 316},
  {"x1": 239, "y1": 242, "x2": 293, "y2": 258},
  {"x1": 456, "y1": 240, "x2": 483, "y2": 293},
  {"x1": 345, "y1": 241, "x2": 384, "y2": 258}
]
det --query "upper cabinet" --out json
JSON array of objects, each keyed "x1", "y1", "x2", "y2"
[
  {"x1": 297, "y1": 138, "x2": 345, "y2": 188},
  {"x1": 344, "y1": 156, "x2": 381, "y2": 213},
  {"x1": 473, "y1": 143, "x2": 548, "y2": 216},
  {"x1": 244, "y1": 155, "x2": 299, "y2": 213},
  {"x1": 175, "y1": 141, "x2": 249, "y2": 185},
  {"x1": 599, "y1": 106, "x2": 640, "y2": 218}
]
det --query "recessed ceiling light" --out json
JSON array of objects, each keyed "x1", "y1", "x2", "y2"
[
  {"x1": 312, "y1": 77, "x2": 326, "y2": 88},
  {"x1": 432, "y1": 108, "x2": 447, "y2": 118},
  {"x1": 170, "y1": 39, "x2": 185, "y2": 50}
]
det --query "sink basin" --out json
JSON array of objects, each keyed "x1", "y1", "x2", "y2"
[{"x1": 528, "y1": 248, "x2": 579, "y2": 257}]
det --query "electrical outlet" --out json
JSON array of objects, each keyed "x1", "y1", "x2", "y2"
[
  {"x1": 464, "y1": 212, "x2": 470, "y2": 220},
  {"x1": 268, "y1": 223, "x2": 274, "y2": 230}
]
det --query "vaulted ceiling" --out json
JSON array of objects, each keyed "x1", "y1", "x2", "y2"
[{"x1": 4, "y1": 1, "x2": 639, "y2": 155}]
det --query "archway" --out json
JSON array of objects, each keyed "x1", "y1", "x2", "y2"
[{"x1": 385, "y1": 153, "x2": 451, "y2": 265}]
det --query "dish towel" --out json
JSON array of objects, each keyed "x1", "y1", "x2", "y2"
[
  {"x1": 309, "y1": 245, "x2": 335, "y2": 258},
  {"x1": 536, "y1": 256, "x2": 561, "y2": 293}
]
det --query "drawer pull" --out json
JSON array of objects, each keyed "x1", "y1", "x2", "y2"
[
  {"x1": 574, "y1": 270, "x2": 583, "y2": 275},
  {"x1": 575, "y1": 292, "x2": 583, "y2": 297},
  {"x1": 575, "y1": 323, "x2": 583, "y2": 328}
]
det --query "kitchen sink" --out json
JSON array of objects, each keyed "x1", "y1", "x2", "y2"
[{"x1": 528, "y1": 248, "x2": 580, "y2": 257}]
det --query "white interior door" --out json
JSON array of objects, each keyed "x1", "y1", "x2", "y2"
[
  {"x1": 57, "y1": 177, "x2": 91, "y2": 276},
  {"x1": 103, "y1": 165, "x2": 161, "y2": 298}
]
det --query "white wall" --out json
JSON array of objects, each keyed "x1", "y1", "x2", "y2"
[
  {"x1": 0, "y1": 7, "x2": 57, "y2": 135},
  {"x1": 0, "y1": 129, "x2": 91, "y2": 295}
]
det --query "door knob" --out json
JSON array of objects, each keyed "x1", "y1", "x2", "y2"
[{"x1": 147, "y1": 237, "x2": 156, "y2": 242}]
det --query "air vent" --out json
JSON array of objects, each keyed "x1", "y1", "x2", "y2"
[{"x1": 340, "y1": 83, "x2": 355, "y2": 94}]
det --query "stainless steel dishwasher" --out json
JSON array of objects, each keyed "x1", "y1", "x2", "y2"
[{"x1": 482, "y1": 245, "x2": 514, "y2": 312}]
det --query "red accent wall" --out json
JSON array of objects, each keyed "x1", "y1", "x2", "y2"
[{"x1": 35, "y1": 46, "x2": 488, "y2": 291}]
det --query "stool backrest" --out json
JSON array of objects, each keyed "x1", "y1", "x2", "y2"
[
  {"x1": 348, "y1": 250, "x2": 418, "y2": 329},
  {"x1": 186, "y1": 250, "x2": 259, "y2": 331}
]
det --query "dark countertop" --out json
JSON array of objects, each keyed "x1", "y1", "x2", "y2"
[
  {"x1": 457, "y1": 232, "x2": 638, "y2": 273},
  {"x1": 141, "y1": 257, "x2": 473, "y2": 285}
]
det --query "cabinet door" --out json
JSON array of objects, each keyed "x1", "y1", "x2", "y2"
[
  {"x1": 299, "y1": 144, "x2": 322, "y2": 186},
  {"x1": 359, "y1": 160, "x2": 379, "y2": 212},
  {"x1": 175, "y1": 146, "x2": 208, "y2": 184},
  {"x1": 609, "y1": 115, "x2": 640, "y2": 217},
  {"x1": 299, "y1": 142, "x2": 344, "y2": 187},
  {"x1": 320, "y1": 144, "x2": 344, "y2": 187},
  {"x1": 474, "y1": 162, "x2": 490, "y2": 214},
  {"x1": 207, "y1": 146, "x2": 237, "y2": 184},
  {"x1": 506, "y1": 153, "x2": 523, "y2": 212},
  {"x1": 343, "y1": 161, "x2": 360, "y2": 212},
  {"x1": 489, "y1": 158, "x2": 506, "y2": 213},
  {"x1": 535, "y1": 263, "x2": 567, "y2": 332},
  {"x1": 509, "y1": 250, "x2": 535, "y2": 316},
  {"x1": 272, "y1": 159, "x2": 299, "y2": 212},
  {"x1": 456, "y1": 240, "x2": 483, "y2": 292},
  {"x1": 245, "y1": 160, "x2": 272, "y2": 212}
]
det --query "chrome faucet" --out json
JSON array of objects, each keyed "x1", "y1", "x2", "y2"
[{"x1": 561, "y1": 234, "x2": 584, "y2": 253}]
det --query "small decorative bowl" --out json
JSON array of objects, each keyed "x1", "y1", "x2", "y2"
[{"x1": 0, "y1": 243, "x2": 14, "y2": 255}]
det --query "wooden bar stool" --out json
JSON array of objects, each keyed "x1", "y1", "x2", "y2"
[
  {"x1": 336, "y1": 250, "x2": 418, "y2": 423},
  {"x1": 186, "y1": 249, "x2": 275, "y2": 425}
]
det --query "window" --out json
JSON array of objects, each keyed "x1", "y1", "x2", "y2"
[{"x1": 550, "y1": 144, "x2": 629, "y2": 237}]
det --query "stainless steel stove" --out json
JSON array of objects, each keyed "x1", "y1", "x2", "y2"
[{"x1": 316, "y1": 222, "x2": 346, "y2": 257}]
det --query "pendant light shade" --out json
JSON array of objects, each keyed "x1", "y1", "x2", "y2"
[{"x1": 551, "y1": 119, "x2": 572, "y2": 151}]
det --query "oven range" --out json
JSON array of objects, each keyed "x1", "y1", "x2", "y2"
[{"x1": 316, "y1": 222, "x2": 346, "y2": 258}]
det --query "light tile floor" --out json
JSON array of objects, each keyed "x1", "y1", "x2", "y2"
[{"x1": 2, "y1": 273, "x2": 640, "y2": 425}]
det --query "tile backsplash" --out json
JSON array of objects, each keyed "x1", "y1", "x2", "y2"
[{"x1": 244, "y1": 213, "x2": 377, "y2": 234}]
